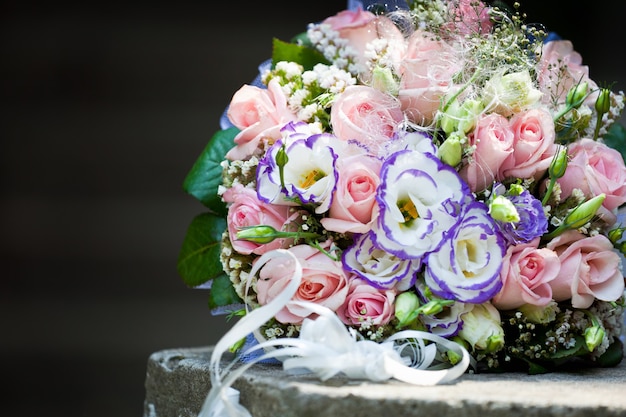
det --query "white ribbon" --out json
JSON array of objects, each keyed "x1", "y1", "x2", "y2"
[{"x1": 197, "y1": 249, "x2": 472, "y2": 417}]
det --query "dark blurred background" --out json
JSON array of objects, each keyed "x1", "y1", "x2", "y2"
[{"x1": 1, "y1": 1, "x2": 624, "y2": 416}]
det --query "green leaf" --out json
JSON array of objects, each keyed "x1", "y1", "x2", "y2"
[
  {"x1": 271, "y1": 38, "x2": 330, "y2": 71},
  {"x1": 177, "y1": 213, "x2": 227, "y2": 287},
  {"x1": 208, "y1": 273, "x2": 244, "y2": 310},
  {"x1": 549, "y1": 335, "x2": 586, "y2": 359},
  {"x1": 604, "y1": 122, "x2": 626, "y2": 163},
  {"x1": 182, "y1": 127, "x2": 238, "y2": 215},
  {"x1": 595, "y1": 339, "x2": 624, "y2": 367}
]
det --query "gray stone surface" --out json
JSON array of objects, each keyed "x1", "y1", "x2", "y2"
[{"x1": 144, "y1": 346, "x2": 626, "y2": 417}]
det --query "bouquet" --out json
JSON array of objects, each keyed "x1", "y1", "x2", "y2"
[{"x1": 178, "y1": 0, "x2": 626, "y2": 414}]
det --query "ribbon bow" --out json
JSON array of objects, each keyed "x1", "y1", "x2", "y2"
[{"x1": 197, "y1": 249, "x2": 471, "y2": 417}]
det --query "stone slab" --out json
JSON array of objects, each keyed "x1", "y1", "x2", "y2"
[{"x1": 144, "y1": 346, "x2": 626, "y2": 417}]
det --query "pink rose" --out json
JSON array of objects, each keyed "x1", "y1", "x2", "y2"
[
  {"x1": 398, "y1": 30, "x2": 462, "y2": 125},
  {"x1": 459, "y1": 113, "x2": 514, "y2": 193},
  {"x1": 321, "y1": 8, "x2": 405, "y2": 76},
  {"x1": 443, "y1": 0, "x2": 493, "y2": 36},
  {"x1": 320, "y1": 153, "x2": 381, "y2": 234},
  {"x1": 225, "y1": 78, "x2": 297, "y2": 160},
  {"x1": 537, "y1": 40, "x2": 598, "y2": 107},
  {"x1": 546, "y1": 230, "x2": 624, "y2": 308},
  {"x1": 492, "y1": 238, "x2": 560, "y2": 310},
  {"x1": 557, "y1": 138, "x2": 626, "y2": 212},
  {"x1": 499, "y1": 108, "x2": 557, "y2": 180},
  {"x1": 222, "y1": 184, "x2": 295, "y2": 255},
  {"x1": 336, "y1": 277, "x2": 396, "y2": 326},
  {"x1": 330, "y1": 85, "x2": 404, "y2": 154},
  {"x1": 256, "y1": 244, "x2": 349, "y2": 324}
]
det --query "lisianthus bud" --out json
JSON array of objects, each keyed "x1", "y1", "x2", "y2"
[
  {"x1": 545, "y1": 194, "x2": 606, "y2": 239},
  {"x1": 548, "y1": 145, "x2": 568, "y2": 180},
  {"x1": 562, "y1": 193, "x2": 606, "y2": 230},
  {"x1": 438, "y1": 134, "x2": 463, "y2": 167},
  {"x1": 236, "y1": 225, "x2": 282, "y2": 243},
  {"x1": 595, "y1": 88, "x2": 611, "y2": 115},
  {"x1": 565, "y1": 81, "x2": 588, "y2": 109},
  {"x1": 584, "y1": 324, "x2": 605, "y2": 352},
  {"x1": 608, "y1": 227, "x2": 624, "y2": 244},
  {"x1": 489, "y1": 195, "x2": 520, "y2": 223},
  {"x1": 419, "y1": 299, "x2": 455, "y2": 316},
  {"x1": 518, "y1": 301, "x2": 559, "y2": 324},
  {"x1": 394, "y1": 292, "x2": 421, "y2": 328},
  {"x1": 370, "y1": 66, "x2": 399, "y2": 96}
]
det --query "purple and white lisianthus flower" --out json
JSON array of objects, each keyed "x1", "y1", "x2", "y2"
[
  {"x1": 257, "y1": 122, "x2": 339, "y2": 214},
  {"x1": 373, "y1": 149, "x2": 471, "y2": 260},
  {"x1": 424, "y1": 201, "x2": 506, "y2": 304},
  {"x1": 342, "y1": 231, "x2": 420, "y2": 291},
  {"x1": 498, "y1": 189, "x2": 548, "y2": 245}
]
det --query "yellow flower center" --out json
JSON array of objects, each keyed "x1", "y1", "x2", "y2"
[{"x1": 300, "y1": 169, "x2": 325, "y2": 189}]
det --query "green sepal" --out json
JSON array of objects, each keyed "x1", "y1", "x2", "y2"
[
  {"x1": 603, "y1": 122, "x2": 626, "y2": 163},
  {"x1": 182, "y1": 127, "x2": 238, "y2": 215},
  {"x1": 271, "y1": 38, "x2": 330, "y2": 71},
  {"x1": 208, "y1": 273, "x2": 244, "y2": 310},
  {"x1": 177, "y1": 212, "x2": 227, "y2": 288}
]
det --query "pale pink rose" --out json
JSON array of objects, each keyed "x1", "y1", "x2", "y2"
[
  {"x1": 321, "y1": 8, "x2": 405, "y2": 75},
  {"x1": 546, "y1": 230, "x2": 625, "y2": 308},
  {"x1": 443, "y1": 0, "x2": 493, "y2": 36},
  {"x1": 336, "y1": 277, "x2": 396, "y2": 326},
  {"x1": 330, "y1": 85, "x2": 404, "y2": 154},
  {"x1": 499, "y1": 108, "x2": 557, "y2": 180},
  {"x1": 557, "y1": 138, "x2": 626, "y2": 212},
  {"x1": 398, "y1": 30, "x2": 463, "y2": 125},
  {"x1": 537, "y1": 40, "x2": 599, "y2": 107},
  {"x1": 458, "y1": 113, "x2": 514, "y2": 193},
  {"x1": 320, "y1": 153, "x2": 382, "y2": 234},
  {"x1": 225, "y1": 78, "x2": 297, "y2": 160},
  {"x1": 256, "y1": 244, "x2": 349, "y2": 324},
  {"x1": 492, "y1": 238, "x2": 560, "y2": 310},
  {"x1": 222, "y1": 184, "x2": 295, "y2": 255}
]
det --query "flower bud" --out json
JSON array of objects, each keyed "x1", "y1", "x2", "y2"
[
  {"x1": 548, "y1": 145, "x2": 568, "y2": 180},
  {"x1": 562, "y1": 193, "x2": 606, "y2": 230},
  {"x1": 419, "y1": 299, "x2": 454, "y2": 316},
  {"x1": 595, "y1": 88, "x2": 611, "y2": 115},
  {"x1": 584, "y1": 324, "x2": 605, "y2": 352},
  {"x1": 565, "y1": 81, "x2": 588, "y2": 109},
  {"x1": 489, "y1": 195, "x2": 520, "y2": 223},
  {"x1": 437, "y1": 134, "x2": 463, "y2": 167},
  {"x1": 370, "y1": 66, "x2": 399, "y2": 96},
  {"x1": 608, "y1": 227, "x2": 624, "y2": 244},
  {"x1": 236, "y1": 225, "x2": 281, "y2": 244},
  {"x1": 482, "y1": 70, "x2": 542, "y2": 116},
  {"x1": 518, "y1": 301, "x2": 558, "y2": 324},
  {"x1": 394, "y1": 292, "x2": 421, "y2": 328}
]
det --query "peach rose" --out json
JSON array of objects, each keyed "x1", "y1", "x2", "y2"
[
  {"x1": 499, "y1": 108, "x2": 557, "y2": 180},
  {"x1": 320, "y1": 153, "x2": 382, "y2": 234},
  {"x1": 225, "y1": 78, "x2": 297, "y2": 160},
  {"x1": 222, "y1": 184, "x2": 295, "y2": 255},
  {"x1": 256, "y1": 244, "x2": 349, "y2": 324},
  {"x1": 336, "y1": 278, "x2": 396, "y2": 326},
  {"x1": 330, "y1": 85, "x2": 404, "y2": 154},
  {"x1": 492, "y1": 238, "x2": 560, "y2": 310},
  {"x1": 458, "y1": 112, "x2": 514, "y2": 193},
  {"x1": 546, "y1": 230, "x2": 625, "y2": 308},
  {"x1": 398, "y1": 30, "x2": 462, "y2": 125},
  {"x1": 557, "y1": 138, "x2": 626, "y2": 212}
]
